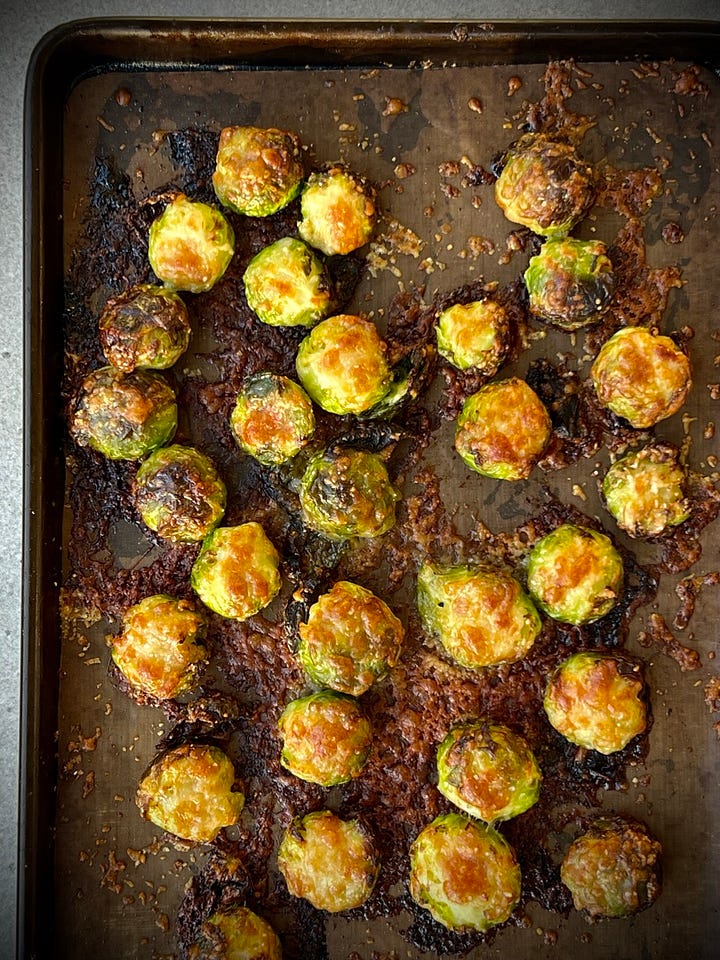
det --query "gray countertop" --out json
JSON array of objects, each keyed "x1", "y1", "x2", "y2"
[{"x1": 3, "y1": 2, "x2": 718, "y2": 958}]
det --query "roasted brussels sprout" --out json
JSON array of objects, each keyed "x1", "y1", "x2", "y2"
[
  {"x1": 191, "y1": 522, "x2": 282, "y2": 621},
  {"x1": 230, "y1": 372, "x2": 316, "y2": 466},
  {"x1": 602, "y1": 443, "x2": 690, "y2": 539},
  {"x1": 524, "y1": 237, "x2": 615, "y2": 330},
  {"x1": 543, "y1": 651, "x2": 647, "y2": 754},
  {"x1": 134, "y1": 444, "x2": 226, "y2": 543},
  {"x1": 299, "y1": 447, "x2": 399, "y2": 541},
  {"x1": 494, "y1": 132, "x2": 596, "y2": 236},
  {"x1": 243, "y1": 237, "x2": 334, "y2": 328},
  {"x1": 69, "y1": 365, "x2": 177, "y2": 461},
  {"x1": 590, "y1": 326, "x2": 692, "y2": 429},
  {"x1": 298, "y1": 580, "x2": 404, "y2": 696},
  {"x1": 295, "y1": 314, "x2": 391, "y2": 415},
  {"x1": 409, "y1": 813, "x2": 521, "y2": 932},
  {"x1": 561, "y1": 816, "x2": 662, "y2": 918},
  {"x1": 136, "y1": 743, "x2": 244, "y2": 843},
  {"x1": 436, "y1": 721, "x2": 542, "y2": 823},
  {"x1": 435, "y1": 298, "x2": 510, "y2": 374},
  {"x1": 98, "y1": 283, "x2": 191, "y2": 373},
  {"x1": 148, "y1": 194, "x2": 235, "y2": 294},
  {"x1": 278, "y1": 810, "x2": 379, "y2": 912},
  {"x1": 187, "y1": 906, "x2": 282, "y2": 960},
  {"x1": 110, "y1": 594, "x2": 207, "y2": 700},
  {"x1": 526, "y1": 523, "x2": 624, "y2": 625},
  {"x1": 417, "y1": 562, "x2": 541, "y2": 669},
  {"x1": 297, "y1": 165, "x2": 377, "y2": 256},
  {"x1": 277, "y1": 690, "x2": 372, "y2": 786},
  {"x1": 455, "y1": 377, "x2": 552, "y2": 481},
  {"x1": 212, "y1": 125, "x2": 304, "y2": 217}
]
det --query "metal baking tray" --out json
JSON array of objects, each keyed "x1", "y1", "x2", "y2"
[{"x1": 21, "y1": 18, "x2": 720, "y2": 960}]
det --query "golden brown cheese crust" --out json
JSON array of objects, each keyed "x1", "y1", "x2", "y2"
[
  {"x1": 278, "y1": 691, "x2": 373, "y2": 786},
  {"x1": 455, "y1": 378, "x2": 552, "y2": 480},
  {"x1": 298, "y1": 580, "x2": 404, "y2": 695},
  {"x1": 111, "y1": 594, "x2": 207, "y2": 700},
  {"x1": 591, "y1": 325, "x2": 691, "y2": 428},
  {"x1": 544, "y1": 652, "x2": 647, "y2": 754},
  {"x1": 278, "y1": 810, "x2": 379, "y2": 912},
  {"x1": 136, "y1": 744, "x2": 244, "y2": 843}
]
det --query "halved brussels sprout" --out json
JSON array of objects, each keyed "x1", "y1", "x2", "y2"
[
  {"x1": 136, "y1": 743, "x2": 244, "y2": 843},
  {"x1": 111, "y1": 594, "x2": 207, "y2": 700},
  {"x1": 561, "y1": 815, "x2": 662, "y2": 918},
  {"x1": 299, "y1": 447, "x2": 399, "y2": 541},
  {"x1": 526, "y1": 523, "x2": 624, "y2": 625},
  {"x1": 277, "y1": 690, "x2": 372, "y2": 787},
  {"x1": 436, "y1": 721, "x2": 542, "y2": 823},
  {"x1": 98, "y1": 283, "x2": 191, "y2": 372},
  {"x1": 191, "y1": 522, "x2": 282, "y2": 621},
  {"x1": 133, "y1": 444, "x2": 226, "y2": 543},
  {"x1": 543, "y1": 651, "x2": 647, "y2": 754},
  {"x1": 417, "y1": 561, "x2": 541, "y2": 669},
  {"x1": 243, "y1": 237, "x2": 335, "y2": 328},
  {"x1": 590, "y1": 326, "x2": 692, "y2": 429},
  {"x1": 69, "y1": 365, "x2": 177, "y2": 460},
  {"x1": 454, "y1": 377, "x2": 552, "y2": 481},
  {"x1": 602, "y1": 443, "x2": 690, "y2": 539},
  {"x1": 212, "y1": 125, "x2": 304, "y2": 217},
  {"x1": 278, "y1": 810, "x2": 379, "y2": 912},
  {"x1": 295, "y1": 314, "x2": 391, "y2": 415},
  {"x1": 148, "y1": 194, "x2": 235, "y2": 293},
  {"x1": 435, "y1": 298, "x2": 510, "y2": 374},
  {"x1": 298, "y1": 580, "x2": 404, "y2": 696},
  {"x1": 494, "y1": 132, "x2": 596, "y2": 236},
  {"x1": 524, "y1": 237, "x2": 615, "y2": 330},
  {"x1": 230, "y1": 372, "x2": 316, "y2": 466},
  {"x1": 187, "y1": 906, "x2": 282, "y2": 960},
  {"x1": 409, "y1": 813, "x2": 521, "y2": 932},
  {"x1": 297, "y1": 165, "x2": 377, "y2": 256}
]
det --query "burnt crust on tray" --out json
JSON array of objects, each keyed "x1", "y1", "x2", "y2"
[{"x1": 57, "y1": 55, "x2": 720, "y2": 960}]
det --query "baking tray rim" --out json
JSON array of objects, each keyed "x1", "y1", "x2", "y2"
[{"x1": 19, "y1": 16, "x2": 720, "y2": 960}]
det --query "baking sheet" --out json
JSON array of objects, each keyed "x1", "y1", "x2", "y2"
[{"x1": 21, "y1": 19, "x2": 720, "y2": 960}]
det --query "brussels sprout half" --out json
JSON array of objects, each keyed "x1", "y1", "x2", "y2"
[
  {"x1": 191, "y1": 522, "x2": 282, "y2": 621},
  {"x1": 278, "y1": 810, "x2": 380, "y2": 912},
  {"x1": 524, "y1": 237, "x2": 615, "y2": 330},
  {"x1": 602, "y1": 443, "x2": 690, "y2": 539},
  {"x1": 298, "y1": 580, "x2": 404, "y2": 696},
  {"x1": 436, "y1": 721, "x2": 542, "y2": 823},
  {"x1": 296, "y1": 314, "x2": 391, "y2": 415},
  {"x1": 435, "y1": 298, "x2": 510, "y2": 374},
  {"x1": 212, "y1": 125, "x2": 304, "y2": 217},
  {"x1": 136, "y1": 743, "x2": 244, "y2": 843},
  {"x1": 299, "y1": 447, "x2": 399, "y2": 541},
  {"x1": 454, "y1": 377, "x2": 552, "y2": 481},
  {"x1": 99, "y1": 283, "x2": 192, "y2": 372},
  {"x1": 134, "y1": 444, "x2": 227, "y2": 543},
  {"x1": 243, "y1": 236, "x2": 335, "y2": 328},
  {"x1": 148, "y1": 194, "x2": 235, "y2": 293},
  {"x1": 494, "y1": 132, "x2": 596, "y2": 236},
  {"x1": 277, "y1": 690, "x2": 372, "y2": 787},
  {"x1": 409, "y1": 813, "x2": 521, "y2": 932},
  {"x1": 230, "y1": 372, "x2": 316, "y2": 466},
  {"x1": 187, "y1": 906, "x2": 282, "y2": 960},
  {"x1": 561, "y1": 816, "x2": 662, "y2": 918},
  {"x1": 417, "y1": 561, "x2": 541, "y2": 669},
  {"x1": 526, "y1": 523, "x2": 624, "y2": 625},
  {"x1": 298, "y1": 165, "x2": 377, "y2": 256},
  {"x1": 69, "y1": 365, "x2": 177, "y2": 461},
  {"x1": 590, "y1": 325, "x2": 692, "y2": 429},
  {"x1": 111, "y1": 594, "x2": 208, "y2": 700},
  {"x1": 544, "y1": 651, "x2": 647, "y2": 754}
]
